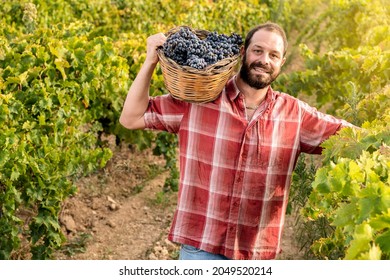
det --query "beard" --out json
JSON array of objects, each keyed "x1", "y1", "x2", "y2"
[{"x1": 239, "y1": 54, "x2": 280, "y2": 89}]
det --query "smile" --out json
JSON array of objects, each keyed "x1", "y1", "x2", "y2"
[{"x1": 252, "y1": 67, "x2": 270, "y2": 74}]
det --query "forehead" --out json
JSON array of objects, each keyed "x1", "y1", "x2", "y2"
[{"x1": 249, "y1": 29, "x2": 284, "y2": 54}]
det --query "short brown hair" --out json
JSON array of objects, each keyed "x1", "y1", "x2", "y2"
[{"x1": 244, "y1": 22, "x2": 288, "y2": 56}]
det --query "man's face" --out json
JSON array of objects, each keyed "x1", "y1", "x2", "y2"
[{"x1": 240, "y1": 29, "x2": 286, "y2": 89}]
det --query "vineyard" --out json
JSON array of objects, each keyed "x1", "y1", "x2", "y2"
[{"x1": 0, "y1": 0, "x2": 389, "y2": 260}]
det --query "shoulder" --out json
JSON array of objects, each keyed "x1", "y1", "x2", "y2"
[
  {"x1": 273, "y1": 90, "x2": 316, "y2": 111},
  {"x1": 273, "y1": 90, "x2": 300, "y2": 103},
  {"x1": 147, "y1": 94, "x2": 190, "y2": 116}
]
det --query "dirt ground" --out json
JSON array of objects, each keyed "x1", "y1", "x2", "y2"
[{"x1": 54, "y1": 135, "x2": 304, "y2": 260}]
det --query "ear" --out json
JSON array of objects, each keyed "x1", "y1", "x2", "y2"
[
  {"x1": 240, "y1": 45, "x2": 245, "y2": 57},
  {"x1": 281, "y1": 56, "x2": 287, "y2": 67}
]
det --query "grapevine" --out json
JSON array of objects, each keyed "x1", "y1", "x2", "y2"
[{"x1": 0, "y1": 0, "x2": 388, "y2": 260}]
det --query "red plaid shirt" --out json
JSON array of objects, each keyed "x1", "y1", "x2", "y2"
[{"x1": 144, "y1": 76, "x2": 350, "y2": 260}]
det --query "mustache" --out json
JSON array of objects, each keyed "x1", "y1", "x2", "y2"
[{"x1": 249, "y1": 62, "x2": 272, "y2": 73}]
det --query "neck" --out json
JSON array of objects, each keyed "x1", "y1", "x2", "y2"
[{"x1": 235, "y1": 74, "x2": 269, "y2": 106}]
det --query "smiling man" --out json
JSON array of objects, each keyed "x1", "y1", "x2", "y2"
[
  {"x1": 119, "y1": 22, "x2": 352, "y2": 260},
  {"x1": 236, "y1": 24, "x2": 287, "y2": 120}
]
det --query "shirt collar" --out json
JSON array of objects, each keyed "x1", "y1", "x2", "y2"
[{"x1": 227, "y1": 75, "x2": 276, "y2": 104}]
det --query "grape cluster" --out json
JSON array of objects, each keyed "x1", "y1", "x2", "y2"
[{"x1": 162, "y1": 27, "x2": 243, "y2": 70}]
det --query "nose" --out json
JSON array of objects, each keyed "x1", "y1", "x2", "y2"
[{"x1": 259, "y1": 53, "x2": 270, "y2": 65}]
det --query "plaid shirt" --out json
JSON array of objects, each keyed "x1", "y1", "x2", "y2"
[{"x1": 144, "y1": 76, "x2": 350, "y2": 260}]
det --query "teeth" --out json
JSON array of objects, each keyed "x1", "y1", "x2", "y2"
[{"x1": 253, "y1": 67, "x2": 267, "y2": 73}]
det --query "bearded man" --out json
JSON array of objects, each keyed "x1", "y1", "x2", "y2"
[{"x1": 119, "y1": 22, "x2": 353, "y2": 260}]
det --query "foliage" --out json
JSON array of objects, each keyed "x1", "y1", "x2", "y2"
[
  {"x1": 0, "y1": 13, "x2": 124, "y2": 259},
  {"x1": 288, "y1": 154, "x2": 317, "y2": 215},
  {"x1": 1, "y1": 0, "x2": 389, "y2": 260},
  {"x1": 278, "y1": 45, "x2": 389, "y2": 114},
  {"x1": 303, "y1": 121, "x2": 390, "y2": 259},
  {"x1": 283, "y1": 0, "x2": 390, "y2": 259},
  {"x1": 276, "y1": 0, "x2": 390, "y2": 113},
  {"x1": 300, "y1": 76, "x2": 390, "y2": 259},
  {"x1": 296, "y1": 0, "x2": 390, "y2": 51}
]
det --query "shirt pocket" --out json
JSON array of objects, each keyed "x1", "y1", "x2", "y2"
[{"x1": 256, "y1": 120, "x2": 298, "y2": 169}]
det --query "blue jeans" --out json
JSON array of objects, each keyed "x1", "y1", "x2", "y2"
[{"x1": 179, "y1": 244, "x2": 230, "y2": 260}]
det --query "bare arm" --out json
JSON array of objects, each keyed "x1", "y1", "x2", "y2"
[{"x1": 119, "y1": 33, "x2": 166, "y2": 130}]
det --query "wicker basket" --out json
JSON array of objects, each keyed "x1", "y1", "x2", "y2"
[{"x1": 157, "y1": 26, "x2": 240, "y2": 103}]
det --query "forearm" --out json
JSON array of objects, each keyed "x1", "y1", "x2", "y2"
[
  {"x1": 119, "y1": 33, "x2": 166, "y2": 130},
  {"x1": 119, "y1": 59, "x2": 157, "y2": 129}
]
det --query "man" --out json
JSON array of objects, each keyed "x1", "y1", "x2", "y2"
[{"x1": 119, "y1": 22, "x2": 352, "y2": 260}]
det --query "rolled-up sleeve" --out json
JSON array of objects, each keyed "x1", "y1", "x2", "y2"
[
  {"x1": 299, "y1": 100, "x2": 354, "y2": 154},
  {"x1": 144, "y1": 94, "x2": 189, "y2": 133}
]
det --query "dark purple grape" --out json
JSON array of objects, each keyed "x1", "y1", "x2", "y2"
[{"x1": 162, "y1": 27, "x2": 242, "y2": 70}]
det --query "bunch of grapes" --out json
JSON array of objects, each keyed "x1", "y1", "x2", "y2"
[{"x1": 162, "y1": 27, "x2": 243, "y2": 70}]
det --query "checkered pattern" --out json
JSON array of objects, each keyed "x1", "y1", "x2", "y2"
[{"x1": 144, "y1": 76, "x2": 350, "y2": 259}]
